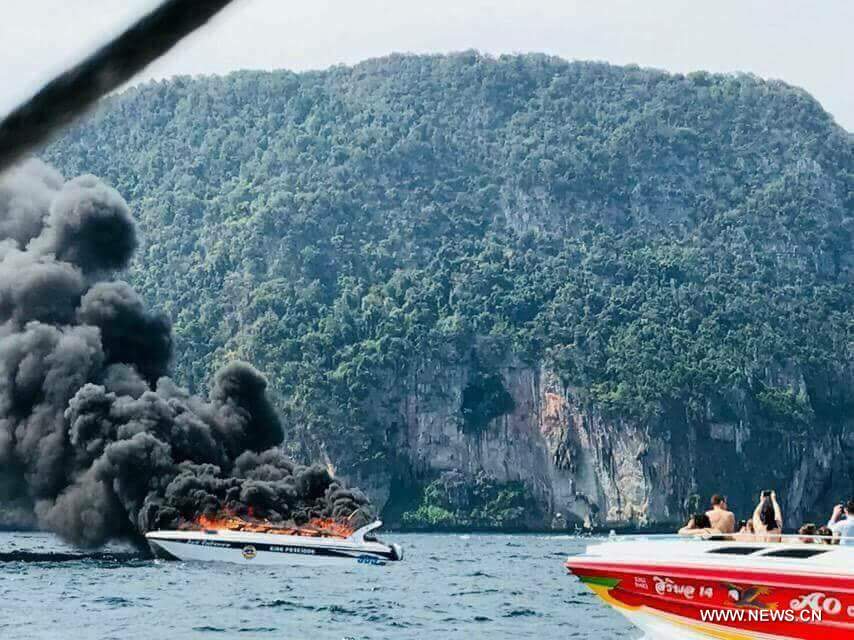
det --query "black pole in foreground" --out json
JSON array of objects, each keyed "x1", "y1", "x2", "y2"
[{"x1": 0, "y1": 0, "x2": 239, "y2": 174}]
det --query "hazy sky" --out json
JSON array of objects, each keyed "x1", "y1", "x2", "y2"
[{"x1": 1, "y1": 0, "x2": 851, "y2": 129}]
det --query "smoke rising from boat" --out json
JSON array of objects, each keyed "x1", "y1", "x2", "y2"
[{"x1": 0, "y1": 159, "x2": 372, "y2": 546}]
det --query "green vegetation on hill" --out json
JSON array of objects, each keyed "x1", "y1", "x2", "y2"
[
  {"x1": 402, "y1": 472, "x2": 539, "y2": 530},
  {"x1": 45, "y1": 53, "x2": 854, "y2": 501}
]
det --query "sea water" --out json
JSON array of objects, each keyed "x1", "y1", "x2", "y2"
[{"x1": 0, "y1": 531, "x2": 638, "y2": 639}]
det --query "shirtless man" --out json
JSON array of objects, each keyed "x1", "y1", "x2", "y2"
[{"x1": 706, "y1": 494, "x2": 736, "y2": 534}]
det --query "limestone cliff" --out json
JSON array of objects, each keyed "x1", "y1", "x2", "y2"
[{"x1": 344, "y1": 358, "x2": 854, "y2": 530}]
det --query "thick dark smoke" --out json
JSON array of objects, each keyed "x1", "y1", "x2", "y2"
[{"x1": 0, "y1": 159, "x2": 372, "y2": 546}]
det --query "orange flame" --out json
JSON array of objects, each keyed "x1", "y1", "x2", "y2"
[{"x1": 181, "y1": 511, "x2": 354, "y2": 539}]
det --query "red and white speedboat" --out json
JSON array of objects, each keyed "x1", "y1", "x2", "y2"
[{"x1": 566, "y1": 535, "x2": 854, "y2": 639}]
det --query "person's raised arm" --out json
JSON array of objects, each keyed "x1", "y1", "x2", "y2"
[
  {"x1": 829, "y1": 504, "x2": 844, "y2": 528},
  {"x1": 771, "y1": 491, "x2": 783, "y2": 529},
  {"x1": 752, "y1": 499, "x2": 762, "y2": 530}
]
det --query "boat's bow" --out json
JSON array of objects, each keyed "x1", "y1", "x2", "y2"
[{"x1": 566, "y1": 536, "x2": 854, "y2": 640}]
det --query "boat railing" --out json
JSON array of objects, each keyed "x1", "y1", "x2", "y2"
[
  {"x1": 598, "y1": 530, "x2": 853, "y2": 545},
  {"x1": 348, "y1": 520, "x2": 383, "y2": 544}
]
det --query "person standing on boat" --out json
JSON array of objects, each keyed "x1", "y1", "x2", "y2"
[
  {"x1": 827, "y1": 500, "x2": 854, "y2": 545},
  {"x1": 752, "y1": 490, "x2": 783, "y2": 542},
  {"x1": 706, "y1": 495, "x2": 736, "y2": 534}
]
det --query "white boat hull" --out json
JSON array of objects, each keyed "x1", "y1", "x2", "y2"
[
  {"x1": 146, "y1": 521, "x2": 401, "y2": 567},
  {"x1": 148, "y1": 538, "x2": 388, "y2": 566}
]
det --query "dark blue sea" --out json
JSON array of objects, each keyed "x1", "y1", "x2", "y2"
[{"x1": 0, "y1": 531, "x2": 637, "y2": 639}]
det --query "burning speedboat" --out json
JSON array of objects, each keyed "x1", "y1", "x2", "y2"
[{"x1": 146, "y1": 519, "x2": 403, "y2": 566}]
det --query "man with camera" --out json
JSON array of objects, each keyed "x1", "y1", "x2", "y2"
[{"x1": 827, "y1": 500, "x2": 854, "y2": 545}]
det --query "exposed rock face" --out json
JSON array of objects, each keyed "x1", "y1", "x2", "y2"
[{"x1": 357, "y1": 358, "x2": 854, "y2": 530}]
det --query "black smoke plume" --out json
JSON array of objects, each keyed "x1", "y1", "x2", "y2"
[{"x1": 0, "y1": 159, "x2": 372, "y2": 546}]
